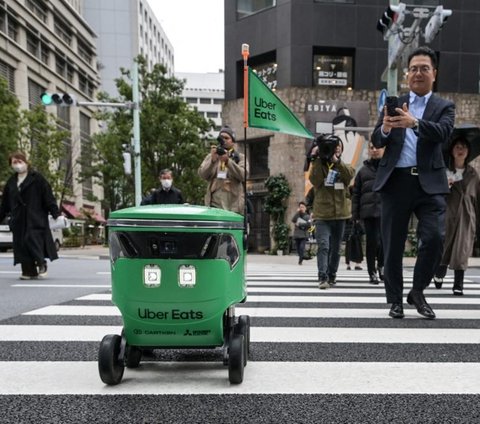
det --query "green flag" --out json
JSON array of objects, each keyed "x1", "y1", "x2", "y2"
[{"x1": 248, "y1": 67, "x2": 314, "y2": 139}]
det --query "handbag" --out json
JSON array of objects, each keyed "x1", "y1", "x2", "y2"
[{"x1": 49, "y1": 215, "x2": 69, "y2": 230}]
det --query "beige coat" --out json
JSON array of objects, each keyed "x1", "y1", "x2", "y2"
[
  {"x1": 440, "y1": 165, "x2": 480, "y2": 270},
  {"x1": 198, "y1": 150, "x2": 246, "y2": 214}
]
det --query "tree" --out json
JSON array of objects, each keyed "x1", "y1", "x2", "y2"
[
  {"x1": 0, "y1": 78, "x2": 22, "y2": 186},
  {"x1": 0, "y1": 79, "x2": 68, "y2": 205},
  {"x1": 83, "y1": 56, "x2": 214, "y2": 213},
  {"x1": 19, "y1": 105, "x2": 70, "y2": 204},
  {"x1": 264, "y1": 174, "x2": 291, "y2": 254}
]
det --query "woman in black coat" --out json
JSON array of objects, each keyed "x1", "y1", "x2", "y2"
[
  {"x1": 352, "y1": 143, "x2": 385, "y2": 284},
  {"x1": 0, "y1": 152, "x2": 61, "y2": 279}
]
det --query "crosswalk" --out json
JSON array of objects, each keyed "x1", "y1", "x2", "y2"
[{"x1": 1, "y1": 264, "x2": 480, "y2": 420}]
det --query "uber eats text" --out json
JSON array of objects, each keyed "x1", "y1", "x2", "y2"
[
  {"x1": 253, "y1": 96, "x2": 276, "y2": 121},
  {"x1": 138, "y1": 308, "x2": 203, "y2": 320}
]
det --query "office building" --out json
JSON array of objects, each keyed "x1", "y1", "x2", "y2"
[
  {"x1": 82, "y1": 0, "x2": 174, "y2": 98},
  {"x1": 176, "y1": 71, "x2": 224, "y2": 137}
]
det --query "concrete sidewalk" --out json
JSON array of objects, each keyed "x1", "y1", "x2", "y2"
[{"x1": 58, "y1": 244, "x2": 480, "y2": 268}]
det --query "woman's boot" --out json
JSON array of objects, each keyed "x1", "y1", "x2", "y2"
[{"x1": 452, "y1": 270, "x2": 464, "y2": 296}]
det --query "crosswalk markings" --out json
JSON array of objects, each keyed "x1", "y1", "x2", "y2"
[
  {"x1": 0, "y1": 362, "x2": 479, "y2": 395},
  {"x1": 1, "y1": 268, "x2": 479, "y2": 397},
  {"x1": 0, "y1": 325, "x2": 479, "y2": 344}
]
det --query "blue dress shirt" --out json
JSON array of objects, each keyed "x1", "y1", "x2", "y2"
[{"x1": 395, "y1": 91, "x2": 432, "y2": 167}]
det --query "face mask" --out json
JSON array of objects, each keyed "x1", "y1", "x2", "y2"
[
  {"x1": 12, "y1": 163, "x2": 27, "y2": 174},
  {"x1": 161, "y1": 179, "x2": 172, "y2": 189}
]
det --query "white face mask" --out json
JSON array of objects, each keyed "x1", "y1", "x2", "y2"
[
  {"x1": 161, "y1": 179, "x2": 172, "y2": 189},
  {"x1": 12, "y1": 163, "x2": 27, "y2": 174}
]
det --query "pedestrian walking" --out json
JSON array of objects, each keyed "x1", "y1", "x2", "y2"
[
  {"x1": 344, "y1": 218, "x2": 364, "y2": 271},
  {"x1": 433, "y1": 135, "x2": 480, "y2": 295},
  {"x1": 352, "y1": 142, "x2": 385, "y2": 284},
  {"x1": 309, "y1": 135, "x2": 355, "y2": 289},
  {"x1": 291, "y1": 201, "x2": 312, "y2": 265},
  {"x1": 0, "y1": 151, "x2": 62, "y2": 279},
  {"x1": 371, "y1": 46, "x2": 455, "y2": 319}
]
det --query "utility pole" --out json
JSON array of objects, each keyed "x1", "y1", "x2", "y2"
[
  {"x1": 387, "y1": 0, "x2": 399, "y2": 96},
  {"x1": 132, "y1": 61, "x2": 142, "y2": 206}
]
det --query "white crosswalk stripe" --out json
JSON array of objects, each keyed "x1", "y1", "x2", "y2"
[{"x1": 1, "y1": 266, "x2": 480, "y2": 401}]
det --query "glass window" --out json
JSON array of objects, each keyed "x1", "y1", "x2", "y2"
[
  {"x1": 199, "y1": 98, "x2": 211, "y2": 104},
  {"x1": 313, "y1": 53, "x2": 353, "y2": 89},
  {"x1": 248, "y1": 138, "x2": 269, "y2": 178},
  {"x1": 26, "y1": 30, "x2": 39, "y2": 57},
  {"x1": 206, "y1": 111, "x2": 218, "y2": 118},
  {"x1": 80, "y1": 113, "x2": 93, "y2": 198},
  {"x1": 237, "y1": 0, "x2": 276, "y2": 19},
  {"x1": 27, "y1": 78, "x2": 43, "y2": 109},
  {"x1": 253, "y1": 62, "x2": 277, "y2": 90},
  {"x1": 77, "y1": 38, "x2": 93, "y2": 65},
  {"x1": 0, "y1": 60, "x2": 15, "y2": 93},
  {"x1": 186, "y1": 97, "x2": 197, "y2": 104},
  {"x1": 26, "y1": 0, "x2": 47, "y2": 23},
  {"x1": 79, "y1": 74, "x2": 95, "y2": 98},
  {"x1": 54, "y1": 16, "x2": 72, "y2": 45},
  {"x1": 4, "y1": 10, "x2": 19, "y2": 42}
]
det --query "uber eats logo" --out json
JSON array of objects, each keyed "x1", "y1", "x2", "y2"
[
  {"x1": 138, "y1": 308, "x2": 203, "y2": 320},
  {"x1": 253, "y1": 96, "x2": 277, "y2": 122}
]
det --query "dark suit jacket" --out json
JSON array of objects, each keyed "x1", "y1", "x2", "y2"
[
  {"x1": 371, "y1": 93, "x2": 455, "y2": 195},
  {"x1": 140, "y1": 186, "x2": 184, "y2": 205}
]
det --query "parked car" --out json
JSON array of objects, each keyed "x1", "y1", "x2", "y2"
[
  {"x1": 0, "y1": 219, "x2": 63, "y2": 252},
  {"x1": 0, "y1": 219, "x2": 12, "y2": 252}
]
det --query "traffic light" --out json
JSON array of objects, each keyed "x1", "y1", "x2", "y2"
[
  {"x1": 40, "y1": 92, "x2": 77, "y2": 107},
  {"x1": 376, "y1": 3, "x2": 406, "y2": 39},
  {"x1": 424, "y1": 6, "x2": 452, "y2": 43}
]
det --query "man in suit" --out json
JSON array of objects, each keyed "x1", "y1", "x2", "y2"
[{"x1": 371, "y1": 46, "x2": 455, "y2": 319}]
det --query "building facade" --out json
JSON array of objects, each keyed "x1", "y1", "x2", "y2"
[
  {"x1": 0, "y1": 0, "x2": 104, "y2": 221},
  {"x1": 82, "y1": 0, "x2": 174, "y2": 98},
  {"x1": 223, "y1": 0, "x2": 480, "y2": 252},
  {"x1": 176, "y1": 71, "x2": 224, "y2": 137}
]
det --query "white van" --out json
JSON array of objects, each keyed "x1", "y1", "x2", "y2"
[{"x1": 0, "y1": 223, "x2": 63, "y2": 252}]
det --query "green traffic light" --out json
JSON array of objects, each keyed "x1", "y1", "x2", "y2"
[{"x1": 40, "y1": 92, "x2": 53, "y2": 105}]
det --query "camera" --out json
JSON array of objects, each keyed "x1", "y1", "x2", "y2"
[
  {"x1": 216, "y1": 135, "x2": 227, "y2": 156},
  {"x1": 304, "y1": 134, "x2": 341, "y2": 170},
  {"x1": 314, "y1": 134, "x2": 341, "y2": 161},
  {"x1": 214, "y1": 135, "x2": 240, "y2": 164}
]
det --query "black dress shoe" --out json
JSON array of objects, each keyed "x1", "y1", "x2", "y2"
[
  {"x1": 407, "y1": 290, "x2": 436, "y2": 319},
  {"x1": 389, "y1": 303, "x2": 404, "y2": 319},
  {"x1": 433, "y1": 276, "x2": 443, "y2": 289}
]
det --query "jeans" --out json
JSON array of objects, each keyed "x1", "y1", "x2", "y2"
[
  {"x1": 315, "y1": 219, "x2": 346, "y2": 280},
  {"x1": 295, "y1": 238, "x2": 307, "y2": 260}
]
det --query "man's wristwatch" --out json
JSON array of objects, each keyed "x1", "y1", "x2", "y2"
[{"x1": 412, "y1": 118, "x2": 419, "y2": 130}]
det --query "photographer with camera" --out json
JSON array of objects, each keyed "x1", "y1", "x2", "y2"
[
  {"x1": 308, "y1": 134, "x2": 355, "y2": 289},
  {"x1": 198, "y1": 126, "x2": 246, "y2": 214}
]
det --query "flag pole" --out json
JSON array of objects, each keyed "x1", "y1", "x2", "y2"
[{"x1": 242, "y1": 43, "x2": 249, "y2": 247}]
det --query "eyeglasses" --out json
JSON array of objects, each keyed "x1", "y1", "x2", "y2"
[{"x1": 408, "y1": 65, "x2": 432, "y2": 74}]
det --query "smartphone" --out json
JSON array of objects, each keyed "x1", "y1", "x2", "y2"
[{"x1": 385, "y1": 96, "x2": 399, "y2": 116}]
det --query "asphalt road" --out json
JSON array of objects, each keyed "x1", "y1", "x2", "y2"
[{"x1": 0, "y1": 251, "x2": 479, "y2": 423}]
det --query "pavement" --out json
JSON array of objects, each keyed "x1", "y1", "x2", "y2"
[{"x1": 58, "y1": 244, "x2": 480, "y2": 268}]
